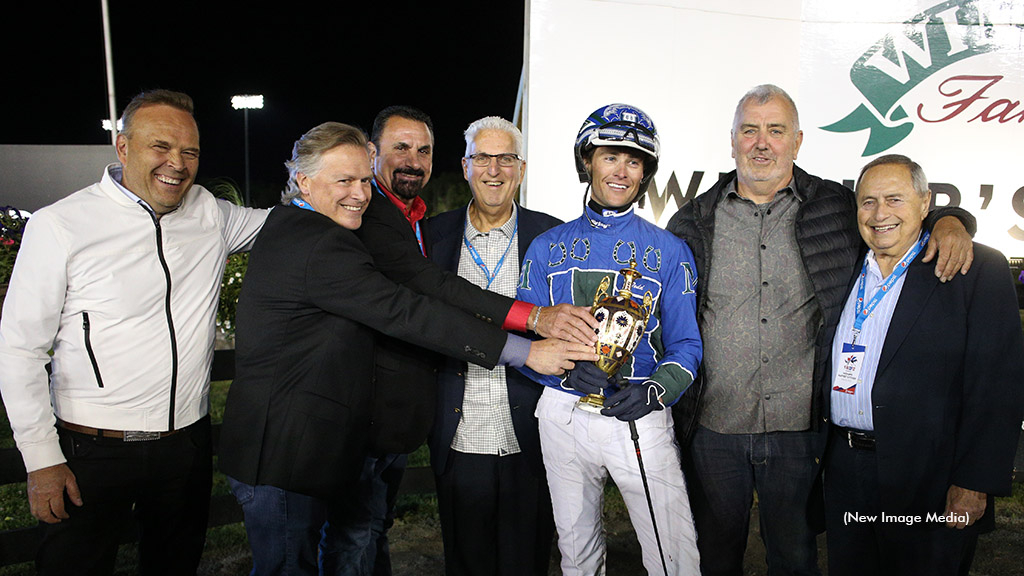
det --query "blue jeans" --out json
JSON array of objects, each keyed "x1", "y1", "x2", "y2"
[
  {"x1": 683, "y1": 426, "x2": 822, "y2": 576},
  {"x1": 228, "y1": 476, "x2": 330, "y2": 576},
  {"x1": 319, "y1": 453, "x2": 406, "y2": 576}
]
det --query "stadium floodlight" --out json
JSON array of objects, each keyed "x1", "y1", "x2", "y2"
[
  {"x1": 101, "y1": 119, "x2": 123, "y2": 132},
  {"x1": 231, "y1": 94, "x2": 265, "y2": 205},
  {"x1": 231, "y1": 94, "x2": 264, "y2": 110}
]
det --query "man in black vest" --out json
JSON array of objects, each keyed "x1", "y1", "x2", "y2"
[{"x1": 667, "y1": 84, "x2": 975, "y2": 576}]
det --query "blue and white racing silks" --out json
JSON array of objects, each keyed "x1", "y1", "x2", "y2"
[{"x1": 516, "y1": 205, "x2": 702, "y2": 406}]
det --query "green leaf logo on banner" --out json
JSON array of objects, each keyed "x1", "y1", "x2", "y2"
[{"x1": 821, "y1": 0, "x2": 998, "y2": 156}]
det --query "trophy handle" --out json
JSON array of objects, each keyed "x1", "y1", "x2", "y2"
[{"x1": 592, "y1": 275, "x2": 611, "y2": 308}]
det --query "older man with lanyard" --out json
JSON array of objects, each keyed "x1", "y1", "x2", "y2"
[
  {"x1": 426, "y1": 116, "x2": 562, "y2": 575},
  {"x1": 823, "y1": 154, "x2": 1024, "y2": 576}
]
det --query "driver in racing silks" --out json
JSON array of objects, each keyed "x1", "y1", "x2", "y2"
[{"x1": 516, "y1": 103, "x2": 702, "y2": 576}]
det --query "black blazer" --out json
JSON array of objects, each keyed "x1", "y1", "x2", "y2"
[
  {"x1": 425, "y1": 204, "x2": 562, "y2": 475},
  {"x1": 822, "y1": 242, "x2": 1024, "y2": 530},
  {"x1": 218, "y1": 205, "x2": 511, "y2": 501},
  {"x1": 353, "y1": 187, "x2": 522, "y2": 454}
]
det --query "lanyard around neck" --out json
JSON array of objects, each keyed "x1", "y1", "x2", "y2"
[
  {"x1": 463, "y1": 215, "x2": 518, "y2": 291},
  {"x1": 291, "y1": 198, "x2": 315, "y2": 211},
  {"x1": 852, "y1": 231, "x2": 930, "y2": 344}
]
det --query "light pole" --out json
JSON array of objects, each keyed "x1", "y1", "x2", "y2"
[{"x1": 231, "y1": 94, "x2": 264, "y2": 206}]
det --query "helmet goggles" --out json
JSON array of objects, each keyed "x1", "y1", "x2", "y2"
[{"x1": 590, "y1": 120, "x2": 659, "y2": 159}]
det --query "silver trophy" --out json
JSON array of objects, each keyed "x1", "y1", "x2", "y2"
[{"x1": 577, "y1": 259, "x2": 654, "y2": 414}]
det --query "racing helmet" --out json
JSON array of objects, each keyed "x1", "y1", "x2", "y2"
[{"x1": 574, "y1": 103, "x2": 660, "y2": 199}]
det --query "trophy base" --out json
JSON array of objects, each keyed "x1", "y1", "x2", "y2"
[{"x1": 577, "y1": 394, "x2": 606, "y2": 415}]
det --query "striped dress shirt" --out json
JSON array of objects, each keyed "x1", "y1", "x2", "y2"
[{"x1": 829, "y1": 239, "x2": 921, "y2": 431}]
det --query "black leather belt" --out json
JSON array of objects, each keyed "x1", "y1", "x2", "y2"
[{"x1": 834, "y1": 425, "x2": 876, "y2": 451}]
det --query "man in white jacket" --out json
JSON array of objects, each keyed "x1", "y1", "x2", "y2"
[{"x1": 0, "y1": 89, "x2": 266, "y2": 575}]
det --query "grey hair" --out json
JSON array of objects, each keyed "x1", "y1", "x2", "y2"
[
  {"x1": 281, "y1": 122, "x2": 368, "y2": 204},
  {"x1": 464, "y1": 116, "x2": 523, "y2": 157},
  {"x1": 733, "y1": 84, "x2": 800, "y2": 132},
  {"x1": 856, "y1": 154, "x2": 930, "y2": 197}
]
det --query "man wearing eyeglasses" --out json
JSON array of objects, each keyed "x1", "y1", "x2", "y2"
[
  {"x1": 424, "y1": 116, "x2": 561, "y2": 575},
  {"x1": 325, "y1": 107, "x2": 598, "y2": 576}
]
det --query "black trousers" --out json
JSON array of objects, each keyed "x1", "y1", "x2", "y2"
[
  {"x1": 823, "y1": 431, "x2": 978, "y2": 576},
  {"x1": 435, "y1": 450, "x2": 554, "y2": 576},
  {"x1": 36, "y1": 416, "x2": 213, "y2": 576}
]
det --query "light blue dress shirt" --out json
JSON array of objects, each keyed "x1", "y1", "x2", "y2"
[{"x1": 829, "y1": 238, "x2": 923, "y2": 431}]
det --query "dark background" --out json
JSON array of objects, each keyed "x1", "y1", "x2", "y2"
[{"x1": 2, "y1": 1, "x2": 525, "y2": 208}]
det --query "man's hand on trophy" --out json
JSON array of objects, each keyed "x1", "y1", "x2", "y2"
[
  {"x1": 532, "y1": 304, "x2": 599, "y2": 345},
  {"x1": 526, "y1": 338, "x2": 600, "y2": 376},
  {"x1": 601, "y1": 380, "x2": 666, "y2": 421},
  {"x1": 560, "y1": 362, "x2": 608, "y2": 395}
]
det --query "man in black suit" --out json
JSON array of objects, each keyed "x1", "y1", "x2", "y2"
[
  {"x1": 822, "y1": 154, "x2": 1024, "y2": 576},
  {"x1": 218, "y1": 122, "x2": 597, "y2": 575},
  {"x1": 426, "y1": 116, "x2": 560, "y2": 575},
  {"x1": 327, "y1": 107, "x2": 597, "y2": 575}
]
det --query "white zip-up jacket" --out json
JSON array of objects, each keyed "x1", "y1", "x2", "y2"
[{"x1": 0, "y1": 165, "x2": 266, "y2": 472}]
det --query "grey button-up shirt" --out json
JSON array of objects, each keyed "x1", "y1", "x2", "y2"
[{"x1": 698, "y1": 178, "x2": 820, "y2": 433}]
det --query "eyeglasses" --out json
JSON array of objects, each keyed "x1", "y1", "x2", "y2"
[{"x1": 467, "y1": 153, "x2": 522, "y2": 167}]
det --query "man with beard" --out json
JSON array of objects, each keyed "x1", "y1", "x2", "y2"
[{"x1": 322, "y1": 106, "x2": 597, "y2": 575}]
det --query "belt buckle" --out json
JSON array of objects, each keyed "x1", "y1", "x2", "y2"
[
  {"x1": 847, "y1": 430, "x2": 854, "y2": 449},
  {"x1": 124, "y1": 430, "x2": 161, "y2": 442}
]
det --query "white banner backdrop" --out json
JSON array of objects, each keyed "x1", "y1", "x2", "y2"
[{"x1": 522, "y1": 0, "x2": 1024, "y2": 257}]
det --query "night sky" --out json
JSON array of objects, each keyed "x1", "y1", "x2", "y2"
[{"x1": 3, "y1": 1, "x2": 525, "y2": 207}]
